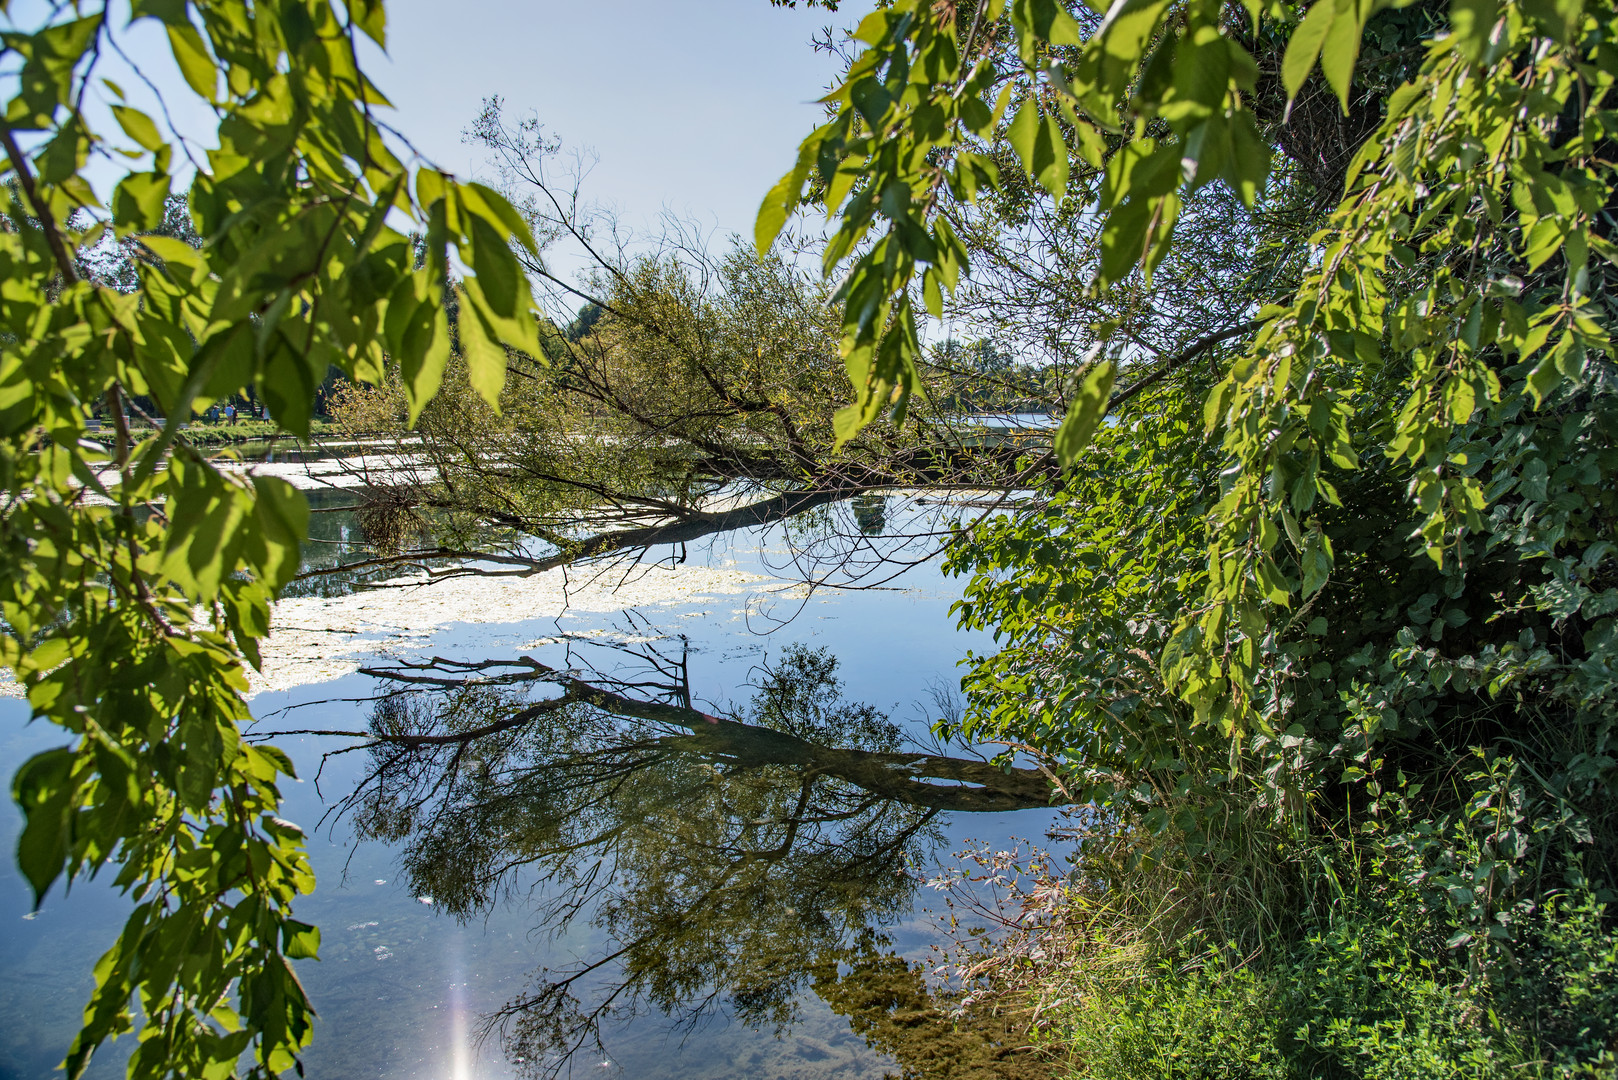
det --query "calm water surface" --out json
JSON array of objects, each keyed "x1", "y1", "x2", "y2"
[{"x1": 1, "y1": 501, "x2": 1060, "y2": 1080}]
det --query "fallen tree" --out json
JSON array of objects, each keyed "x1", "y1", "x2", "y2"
[{"x1": 303, "y1": 100, "x2": 1275, "y2": 593}]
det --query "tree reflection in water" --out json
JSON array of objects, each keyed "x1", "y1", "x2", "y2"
[{"x1": 327, "y1": 641, "x2": 1061, "y2": 1076}]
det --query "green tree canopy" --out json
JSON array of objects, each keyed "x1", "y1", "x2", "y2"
[
  {"x1": 757, "y1": 0, "x2": 1618, "y2": 1067},
  {"x1": 0, "y1": 0, "x2": 547, "y2": 1075}
]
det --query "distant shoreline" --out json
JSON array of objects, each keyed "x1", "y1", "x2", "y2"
[{"x1": 82, "y1": 418, "x2": 339, "y2": 448}]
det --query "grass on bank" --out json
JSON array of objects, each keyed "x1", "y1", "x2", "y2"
[
  {"x1": 983, "y1": 809, "x2": 1618, "y2": 1080},
  {"x1": 1042, "y1": 878, "x2": 1617, "y2": 1079}
]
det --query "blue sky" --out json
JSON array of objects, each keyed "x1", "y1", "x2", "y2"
[
  {"x1": 368, "y1": 0, "x2": 846, "y2": 243},
  {"x1": 1, "y1": 0, "x2": 849, "y2": 271}
]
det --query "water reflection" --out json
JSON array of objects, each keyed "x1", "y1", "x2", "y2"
[
  {"x1": 4, "y1": 468, "x2": 1056, "y2": 1077},
  {"x1": 849, "y1": 493, "x2": 888, "y2": 537},
  {"x1": 285, "y1": 491, "x2": 473, "y2": 600},
  {"x1": 334, "y1": 643, "x2": 1059, "y2": 1076}
]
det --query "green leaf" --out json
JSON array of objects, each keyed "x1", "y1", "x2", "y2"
[
  {"x1": 282, "y1": 921, "x2": 321, "y2": 960},
  {"x1": 461, "y1": 181, "x2": 538, "y2": 254},
  {"x1": 256, "y1": 744, "x2": 298, "y2": 778},
  {"x1": 14, "y1": 16, "x2": 103, "y2": 121},
  {"x1": 1522, "y1": 218, "x2": 1568, "y2": 271},
  {"x1": 1173, "y1": 27, "x2": 1232, "y2": 113},
  {"x1": 11, "y1": 747, "x2": 76, "y2": 907},
  {"x1": 757, "y1": 148, "x2": 809, "y2": 259},
  {"x1": 1070, "y1": 114, "x2": 1107, "y2": 169},
  {"x1": 257, "y1": 340, "x2": 319, "y2": 438},
  {"x1": 112, "y1": 171, "x2": 170, "y2": 233},
  {"x1": 162, "y1": 458, "x2": 251, "y2": 598},
  {"x1": 852, "y1": 7, "x2": 891, "y2": 45},
  {"x1": 110, "y1": 104, "x2": 164, "y2": 152},
  {"x1": 197, "y1": 322, "x2": 256, "y2": 402},
  {"x1": 1444, "y1": 376, "x2": 1477, "y2": 424},
  {"x1": 1009, "y1": 101, "x2": 1068, "y2": 199},
  {"x1": 349, "y1": 0, "x2": 386, "y2": 46},
  {"x1": 130, "y1": 0, "x2": 191, "y2": 26},
  {"x1": 461, "y1": 273, "x2": 543, "y2": 363},
  {"x1": 1015, "y1": 0, "x2": 1085, "y2": 45},
  {"x1": 1203, "y1": 377, "x2": 1235, "y2": 434},
  {"x1": 1008, "y1": 99, "x2": 1042, "y2": 177},
  {"x1": 467, "y1": 214, "x2": 521, "y2": 319},
  {"x1": 832, "y1": 400, "x2": 866, "y2": 446},
  {"x1": 1282, "y1": 0, "x2": 1336, "y2": 102},
  {"x1": 1318, "y1": 0, "x2": 1362, "y2": 113},
  {"x1": 1520, "y1": 0, "x2": 1584, "y2": 43},
  {"x1": 1450, "y1": 0, "x2": 1502, "y2": 61},
  {"x1": 167, "y1": 23, "x2": 217, "y2": 101},
  {"x1": 849, "y1": 77, "x2": 894, "y2": 130},
  {"x1": 141, "y1": 233, "x2": 205, "y2": 271},
  {"x1": 415, "y1": 167, "x2": 449, "y2": 214},
  {"x1": 456, "y1": 286, "x2": 508, "y2": 410},
  {"x1": 1055, "y1": 359, "x2": 1116, "y2": 465},
  {"x1": 1093, "y1": 0, "x2": 1174, "y2": 100},
  {"x1": 922, "y1": 267, "x2": 944, "y2": 318},
  {"x1": 1224, "y1": 110, "x2": 1271, "y2": 207},
  {"x1": 1301, "y1": 526, "x2": 1334, "y2": 596},
  {"x1": 131, "y1": 312, "x2": 191, "y2": 412},
  {"x1": 250, "y1": 476, "x2": 309, "y2": 592},
  {"x1": 35, "y1": 124, "x2": 91, "y2": 187},
  {"x1": 1041, "y1": 113, "x2": 1070, "y2": 200},
  {"x1": 1226, "y1": 39, "x2": 1261, "y2": 91},
  {"x1": 390, "y1": 271, "x2": 451, "y2": 424},
  {"x1": 1100, "y1": 195, "x2": 1152, "y2": 283}
]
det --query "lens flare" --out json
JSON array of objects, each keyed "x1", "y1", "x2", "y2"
[{"x1": 449, "y1": 933, "x2": 473, "y2": 1080}]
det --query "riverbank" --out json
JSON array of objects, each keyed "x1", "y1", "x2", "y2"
[
  {"x1": 949, "y1": 805, "x2": 1618, "y2": 1080},
  {"x1": 86, "y1": 418, "x2": 338, "y2": 448}
]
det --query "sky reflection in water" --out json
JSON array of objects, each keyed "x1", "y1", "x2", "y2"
[{"x1": 1, "y1": 508, "x2": 1062, "y2": 1080}]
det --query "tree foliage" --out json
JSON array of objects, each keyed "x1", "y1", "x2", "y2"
[
  {"x1": 911, "y1": 0, "x2": 1617, "y2": 876},
  {"x1": 762, "y1": 0, "x2": 1618, "y2": 1067},
  {"x1": 0, "y1": 0, "x2": 545, "y2": 1075},
  {"x1": 767, "y1": 0, "x2": 1616, "y2": 737}
]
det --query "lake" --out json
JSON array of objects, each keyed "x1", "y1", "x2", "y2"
[{"x1": 1, "y1": 493, "x2": 1064, "y2": 1080}]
